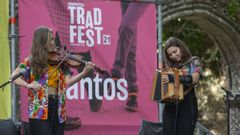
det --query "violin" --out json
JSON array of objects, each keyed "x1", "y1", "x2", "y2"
[{"x1": 48, "y1": 47, "x2": 106, "y2": 74}]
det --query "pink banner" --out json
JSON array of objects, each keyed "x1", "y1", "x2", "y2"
[{"x1": 19, "y1": 0, "x2": 157, "y2": 134}]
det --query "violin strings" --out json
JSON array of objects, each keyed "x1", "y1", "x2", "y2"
[{"x1": 48, "y1": 53, "x2": 68, "y2": 79}]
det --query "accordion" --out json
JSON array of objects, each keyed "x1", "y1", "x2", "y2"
[{"x1": 152, "y1": 68, "x2": 184, "y2": 103}]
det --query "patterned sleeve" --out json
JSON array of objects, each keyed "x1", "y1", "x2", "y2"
[
  {"x1": 18, "y1": 58, "x2": 29, "y2": 69},
  {"x1": 190, "y1": 58, "x2": 203, "y2": 77},
  {"x1": 18, "y1": 57, "x2": 31, "y2": 80}
]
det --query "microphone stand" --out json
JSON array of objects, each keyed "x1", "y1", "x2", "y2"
[
  {"x1": 221, "y1": 87, "x2": 235, "y2": 135},
  {"x1": 0, "y1": 80, "x2": 12, "y2": 90},
  {"x1": 0, "y1": 72, "x2": 23, "y2": 90}
]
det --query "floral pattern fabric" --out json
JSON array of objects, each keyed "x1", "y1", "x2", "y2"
[
  {"x1": 181, "y1": 57, "x2": 203, "y2": 78},
  {"x1": 19, "y1": 58, "x2": 67, "y2": 123}
]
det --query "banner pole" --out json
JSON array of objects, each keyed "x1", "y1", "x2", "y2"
[
  {"x1": 156, "y1": 0, "x2": 164, "y2": 123},
  {"x1": 10, "y1": 0, "x2": 17, "y2": 125}
]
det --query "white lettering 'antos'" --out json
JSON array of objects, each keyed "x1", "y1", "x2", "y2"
[{"x1": 66, "y1": 75, "x2": 128, "y2": 101}]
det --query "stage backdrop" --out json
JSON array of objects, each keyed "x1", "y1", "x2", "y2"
[
  {"x1": 19, "y1": 0, "x2": 157, "y2": 134},
  {"x1": 0, "y1": 0, "x2": 11, "y2": 120}
]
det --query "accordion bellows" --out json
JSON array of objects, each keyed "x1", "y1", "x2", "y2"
[{"x1": 152, "y1": 68, "x2": 183, "y2": 103}]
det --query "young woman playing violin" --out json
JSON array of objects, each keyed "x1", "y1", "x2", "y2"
[{"x1": 11, "y1": 26, "x2": 94, "y2": 135}]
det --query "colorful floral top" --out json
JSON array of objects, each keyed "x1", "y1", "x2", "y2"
[{"x1": 19, "y1": 57, "x2": 69, "y2": 123}]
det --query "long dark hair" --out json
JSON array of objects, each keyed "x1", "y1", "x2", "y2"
[
  {"x1": 30, "y1": 26, "x2": 52, "y2": 76},
  {"x1": 164, "y1": 36, "x2": 192, "y2": 68}
]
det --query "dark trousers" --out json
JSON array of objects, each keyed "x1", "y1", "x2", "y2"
[
  {"x1": 111, "y1": 3, "x2": 149, "y2": 92},
  {"x1": 29, "y1": 97, "x2": 65, "y2": 135},
  {"x1": 162, "y1": 90, "x2": 198, "y2": 135}
]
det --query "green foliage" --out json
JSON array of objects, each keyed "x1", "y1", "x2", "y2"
[
  {"x1": 197, "y1": 80, "x2": 227, "y2": 134},
  {"x1": 226, "y1": 0, "x2": 240, "y2": 21}
]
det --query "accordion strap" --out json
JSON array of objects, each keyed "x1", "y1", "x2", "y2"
[
  {"x1": 182, "y1": 56, "x2": 199, "y2": 66},
  {"x1": 183, "y1": 85, "x2": 194, "y2": 95}
]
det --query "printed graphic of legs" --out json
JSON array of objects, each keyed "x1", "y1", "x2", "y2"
[
  {"x1": 111, "y1": 2, "x2": 149, "y2": 112},
  {"x1": 76, "y1": 51, "x2": 104, "y2": 112}
]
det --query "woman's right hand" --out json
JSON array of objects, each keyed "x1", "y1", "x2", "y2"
[
  {"x1": 162, "y1": 74, "x2": 174, "y2": 83},
  {"x1": 162, "y1": 75, "x2": 169, "y2": 83}
]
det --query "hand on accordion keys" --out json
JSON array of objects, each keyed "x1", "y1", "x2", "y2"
[{"x1": 167, "y1": 74, "x2": 193, "y2": 86}]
